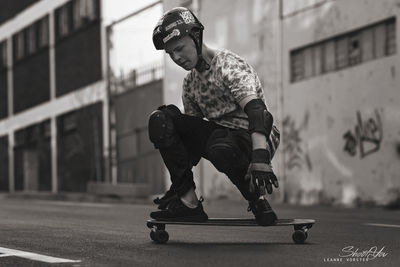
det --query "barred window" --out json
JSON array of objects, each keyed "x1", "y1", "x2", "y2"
[
  {"x1": 290, "y1": 50, "x2": 304, "y2": 82},
  {"x1": 313, "y1": 44, "x2": 323, "y2": 75},
  {"x1": 348, "y1": 33, "x2": 361, "y2": 65},
  {"x1": 303, "y1": 47, "x2": 314, "y2": 78},
  {"x1": 335, "y1": 36, "x2": 348, "y2": 69},
  {"x1": 323, "y1": 40, "x2": 335, "y2": 73},
  {"x1": 387, "y1": 19, "x2": 396, "y2": 55},
  {"x1": 361, "y1": 28, "x2": 374, "y2": 62},
  {"x1": 374, "y1": 23, "x2": 386, "y2": 58},
  {"x1": 290, "y1": 17, "x2": 396, "y2": 83}
]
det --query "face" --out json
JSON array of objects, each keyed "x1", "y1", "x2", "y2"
[{"x1": 165, "y1": 36, "x2": 198, "y2": 70}]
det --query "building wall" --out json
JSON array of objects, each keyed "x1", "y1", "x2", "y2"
[
  {"x1": 0, "y1": 0, "x2": 40, "y2": 24},
  {"x1": 162, "y1": 0, "x2": 400, "y2": 205},
  {"x1": 0, "y1": 0, "x2": 109, "y2": 193},
  {"x1": 55, "y1": 0, "x2": 102, "y2": 96},
  {"x1": 282, "y1": 0, "x2": 400, "y2": 205},
  {"x1": 13, "y1": 120, "x2": 51, "y2": 191},
  {"x1": 163, "y1": 0, "x2": 282, "y2": 200},
  {"x1": 57, "y1": 102, "x2": 103, "y2": 192}
]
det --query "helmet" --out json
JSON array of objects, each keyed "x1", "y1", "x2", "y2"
[{"x1": 152, "y1": 7, "x2": 204, "y2": 55}]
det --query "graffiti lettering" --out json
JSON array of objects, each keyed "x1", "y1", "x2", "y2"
[
  {"x1": 282, "y1": 112, "x2": 312, "y2": 171},
  {"x1": 343, "y1": 110, "x2": 383, "y2": 158}
]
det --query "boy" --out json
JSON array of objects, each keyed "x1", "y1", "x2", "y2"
[{"x1": 149, "y1": 7, "x2": 280, "y2": 226}]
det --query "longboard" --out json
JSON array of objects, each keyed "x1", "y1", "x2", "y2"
[{"x1": 146, "y1": 218, "x2": 315, "y2": 244}]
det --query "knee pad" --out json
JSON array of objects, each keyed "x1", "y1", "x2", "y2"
[
  {"x1": 148, "y1": 108, "x2": 179, "y2": 149},
  {"x1": 205, "y1": 129, "x2": 249, "y2": 177}
]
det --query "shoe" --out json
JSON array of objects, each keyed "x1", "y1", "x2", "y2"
[
  {"x1": 248, "y1": 197, "x2": 277, "y2": 226},
  {"x1": 150, "y1": 197, "x2": 208, "y2": 222},
  {"x1": 153, "y1": 188, "x2": 178, "y2": 210}
]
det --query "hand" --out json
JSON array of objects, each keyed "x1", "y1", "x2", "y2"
[{"x1": 247, "y1": 149, "x2": 279, "y2": 195}]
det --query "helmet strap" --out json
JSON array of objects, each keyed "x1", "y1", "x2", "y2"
[
  {"x1": 195, "y1": 55, "x2": 210, "y2": 72},
  {"x1": 189, "y1": 31, "x2": 209, "y2": 72}
]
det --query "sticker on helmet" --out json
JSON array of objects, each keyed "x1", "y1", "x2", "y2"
[
  {"x1": 163, "y1": 28, "x2": 181, "y2": 43},
  {"x1": 179, "y1": 11, "x2": 195, "y2": 24},
  {"x1": 165, "y1": 19, "x2": 183, "y2": 31}
]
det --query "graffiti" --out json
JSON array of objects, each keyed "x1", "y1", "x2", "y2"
[
  {"x1": 282, "y1": 112, "x2": 312, "y2": 171},
  {"x1": 343, "y1": 109, "x2": 383, "y2": 158}
]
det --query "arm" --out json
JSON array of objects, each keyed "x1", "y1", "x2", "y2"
[
  {"x1": 240, "y1": 95, "x2": 279, "y2": 195},
  {"x1": 239, "y1": 95, "x2": 268, "y2": 150}
]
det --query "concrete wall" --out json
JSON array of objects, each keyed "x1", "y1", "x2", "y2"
[
  {"x1": 162, "y1": 0, "x2": 400, "y2": 206},
  {"x1": 282, "y1": 0, "x2": 400, "y2": 206},
  {"x1": 163, "y1": 0, "x2": 282, "y2": 201}
]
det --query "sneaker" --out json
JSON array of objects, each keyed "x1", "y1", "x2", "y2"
[
  {"x1": 150, "y1": 197, "x2": 208, "y2": 222},
  {"x1": 248, "y1": 197, "x2": 277, "y2": 226}
]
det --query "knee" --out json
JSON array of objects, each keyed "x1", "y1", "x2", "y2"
[
  {"x1": 205, "y1": 129, "x2": 249, "y2": 175},
  {"x1": 148, "y1": 107, "x2": 180, "y2": 149}
]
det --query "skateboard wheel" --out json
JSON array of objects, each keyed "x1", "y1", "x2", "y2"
[
  {"x1": 292, "y1": 230, "x2": 307, "y2": 244},
  {"x1": 153, "y1": 230, "x2": 169, "y2": 244}
]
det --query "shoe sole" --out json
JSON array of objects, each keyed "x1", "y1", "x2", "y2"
[{"x1": 255, "y1": 212, "x2": 277, "y2": 226}]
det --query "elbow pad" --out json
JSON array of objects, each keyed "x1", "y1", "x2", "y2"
[{"x1": 244, "y1": 99, "x2": 273, "y2": 136}]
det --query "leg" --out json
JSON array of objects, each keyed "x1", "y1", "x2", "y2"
[
  {"x1": 204, "y1": 127, "x2": 281, "y2": 226},
  {"x1": 148, "y1": 105, "x2": 221, "y2": 221},
  {"x1": 204, "y1": 128, "x2": 258, "y2": 201}
]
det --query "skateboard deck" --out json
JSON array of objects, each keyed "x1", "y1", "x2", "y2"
[{"x1": 146, "y1": 218, "x2": 315, "y2": 244}]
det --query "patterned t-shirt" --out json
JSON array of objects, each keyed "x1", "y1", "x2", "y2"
[{"x1": 182, "y1": 49, "x2": 266, "y2": 130}]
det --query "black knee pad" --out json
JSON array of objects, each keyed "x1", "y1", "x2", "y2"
[
  {"x1": 148, "y1": 107, "x2": 180, "y2": 149},
  {"x1": 205, "y1": 129, "x2": 249, "y2": 178}
]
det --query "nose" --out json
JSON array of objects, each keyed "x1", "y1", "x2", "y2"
[{"x1": 170, "y1": 52, "x2": 183, "y2": 64}]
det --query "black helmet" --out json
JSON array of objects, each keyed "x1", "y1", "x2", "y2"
[{"x1": 153, "y1": 7, "x2": 204, "y2": 52}]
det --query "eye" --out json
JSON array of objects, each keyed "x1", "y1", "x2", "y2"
[{"x1": 174, "y1": 46, "x2": 183, "y2": 52}]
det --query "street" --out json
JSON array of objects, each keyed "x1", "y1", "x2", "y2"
[{"x1": 0, "y1": 197, "x2": 399, "y2": 267}]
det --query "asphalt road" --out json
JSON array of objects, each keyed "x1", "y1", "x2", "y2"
[{"x1": 0, "y1": 197, "x2": 399, "y2": 267}]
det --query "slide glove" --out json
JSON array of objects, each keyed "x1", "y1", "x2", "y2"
[{"x1": 246, "y1": 149, "x2": 279, "y2": 195}]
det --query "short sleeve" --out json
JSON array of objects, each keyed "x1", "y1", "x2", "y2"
[{"x1": 219, "y1": 53, "x2": 260, "y2": 102}]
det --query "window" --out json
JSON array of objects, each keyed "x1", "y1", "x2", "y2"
[
  {"x1": 27, "y1": 24, "x2": 37, "y2": 55},
  {"x1": 386, "y1": 19, "x2": 396, "y2": 55},
  {"x1": 57, "y1": 0, "x2": 98, "y2": 40},
  {"x1": 323, "y1": 40, "x2": 335, "y2": 73},
  {"x1": 374, "y1": 23, "x2": 386, "y2": 58},
  {"x1": 335, "y1": 36, "x2": 348, "y2": 69},
  {"x1": 313, "y1": 44, "x2": 323, "y2": 75},
  {"x1": 73, "y1": 0, "x2": 97, "y2": 29},
  {"x1": 58, "y1": 5, "x2": 70, "y2": 38},
  {"x1": 0, "y1": 41, "x2": 6, "y2": 69},
  {"x1": 290, "y1": 17, "x2": 396, "y2": 83},
  {"x1": 15, "y1": 31, "x2": 25, "y2": 61},
  {"x1": 38, "y1": 17, "x2": 49, "y2": 48},
  {"x1": 63, "y1": 112, "x2": 77, "y2": 132},
  {"x1": 303, "y1": 47, "x2": 314, "y2": 78},
  {"x1": 361, "y1": 28, "x2": 374, "y2": 62},
  {"x1": 290, "y1": 50, "x2": 304, "y2": 82},
  {"x1": 13, "y1": 16, "x2": 49, "y2": 62},
  {"x1": 348, "y1": 33, "x2": 361, "y2": 65}
]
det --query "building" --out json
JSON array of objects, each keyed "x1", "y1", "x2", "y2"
[
  {"x1": 2, "y1": 0, "x2": 399, "y2": 207},
  {"x1": 0, "y1": 0, "x2": 165, "y2": 197},
  {"x1": 163, "y1": 0, "x2": 400, "y2": 206}
]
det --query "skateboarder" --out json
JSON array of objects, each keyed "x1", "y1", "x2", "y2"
[{"x1": 148, "y1": 7, "x2": 280, "y2": 226}]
